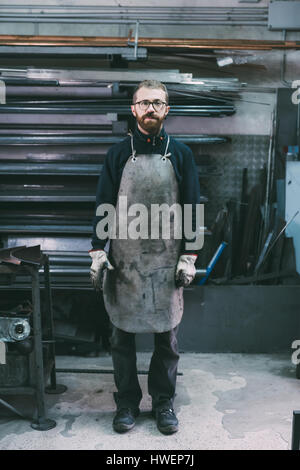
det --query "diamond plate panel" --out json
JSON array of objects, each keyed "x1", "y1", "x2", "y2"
[{"x1": 195, "y1": 135, "x2": 269, "y2": 229}]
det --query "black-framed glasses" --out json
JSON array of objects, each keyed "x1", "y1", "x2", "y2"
[{"x1": 133, "y1": 100, "x2": 167, "y2": 112}]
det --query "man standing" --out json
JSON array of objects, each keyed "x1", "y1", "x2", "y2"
[{"x1": 89, "y1": 80, "x2": 201, "y2": 434}]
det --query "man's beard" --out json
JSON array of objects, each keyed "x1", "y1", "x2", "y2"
[{"x1": 137, "y1": 112, "x2": 164, "y2": 135}]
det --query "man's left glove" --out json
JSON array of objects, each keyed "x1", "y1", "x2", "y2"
[{"x1": 175, "y1": 254, "x2": 197, "y2": 288}]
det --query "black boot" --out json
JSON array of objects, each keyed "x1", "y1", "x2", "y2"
[
  {"x1": 153, "y1": 408, "x2": 178, "y2": 435},
  {"x1": 113, "y1": 407, "x2": 139, "y2": 433}
]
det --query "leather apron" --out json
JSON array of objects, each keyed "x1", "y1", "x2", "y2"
[{"x1": 103, "y1": 133, "x2": 184, "y2": 333}]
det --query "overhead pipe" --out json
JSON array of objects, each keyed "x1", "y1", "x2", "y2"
[
  {"x1": 0, "y1": 104, "x2": 235, "y2": 117},
  {"x1": 4, "y1": 86, "x2": 119, "y2": 99},
  {"x1": 0, "y1": 36, "x2": 298, "y2": 50},
  {"x1": 0, "y1": 11, "x2": 268, "y2": 17},
  {"x1": 0, "y1": 5, "x2": 268, "y2": 10},
  {"x1": 0, "y1": 19, "x2": 268, "y2": 25},
  {"x1": 0, "y1": 134, "x2": 230, "y2": 145}
]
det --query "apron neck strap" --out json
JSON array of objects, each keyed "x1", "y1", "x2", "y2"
[
  {"x1": 128, "y1": 130, "x2": 171, "y2": 158},
  {"x1": 128, "y1": 131, "x2": 136, "y2": 158},
  {"x1": 164, "y1": 135, "x2": 171, "y2": 158}
]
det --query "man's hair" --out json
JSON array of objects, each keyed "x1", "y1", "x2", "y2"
[{"x1": 132, "y1": 79, "x2": 169, "y2": 104}]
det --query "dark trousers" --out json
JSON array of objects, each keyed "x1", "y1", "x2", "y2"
[{"x1": 110, "y1": 325, "x2": 180, "y2": 412}]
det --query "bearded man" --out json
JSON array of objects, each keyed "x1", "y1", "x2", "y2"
[{"x1": 89, "y1": 79, "x2": 201, "y2": 435}]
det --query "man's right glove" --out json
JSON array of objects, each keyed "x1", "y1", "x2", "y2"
[{"x1": 89, "y1": 250, "x2": 114, "y2": 290}]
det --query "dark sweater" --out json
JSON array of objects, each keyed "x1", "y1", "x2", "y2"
[{"x1": 90, "y1": 124, "x2": 201, "y2": 254}]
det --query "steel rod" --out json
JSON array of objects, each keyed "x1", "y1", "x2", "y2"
[
  {"x1": 0, "y1": 398, "x2": 26, "y2": 418},
  {"x1": 0, "y1": 135, "x2": 230, "y2": 145},
  {"x1": 29, "y1": 266, "x2": 47, "y2": 422},
  {"x1": 0, "y1": 35, "x2": 298, "y2": 50},
  {"x1": 0, "y1": 107, "x2": 235, "y2": 117},
  {"x1": 0, "y1": 5, "x2": 268, "y2": 9}
]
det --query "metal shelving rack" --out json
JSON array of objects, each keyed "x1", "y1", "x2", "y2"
[{"x1": 0, "y1": 248, "x2": 67, "y2": 430}]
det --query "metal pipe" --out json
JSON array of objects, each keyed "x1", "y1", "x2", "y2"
[
  {"x1": 5, "y1": 86, "x2": 113, "y2": 98},
  {"x1": 263, "y1": 110, "x2": 274, "y2": 241},
  {"x1": 0, "y1": 11, "x2": 268, "y2": 17},
  {"x1": 0, "y1": 17, "x2": 267, "y2": 23},
  {"x1": 28, "y1": 266, "x2": 48, "y2": 426},
  {"x1": 0, "y1": 7, "x2": 268, "y2": 11},
  {"x1": 0, "y1": 163, "x2": 216, "y2": 175},
  {"x1": 0, "y1": 6, "x2": 269, "y2": 14},
  {"x1": 0, "y1": 163, "x2": 101, "y2": 173},
  {"x1": 0, "y1": 14, "x2": 268, "y2": 20},
  {"x1": 0, "y1": 5, "x2": 268, "y2": 9},
  {"x1": 0, "y1": 36, "x2": 298, "y2": 50},
  {"x1": 0, "y1": 163, "x2": 102, "y2": 175},
  {"x1": 197, "y1": 242, "x2": 227, "y2": 285},
  {"x1": 0, "y1": 195, "x2": 96, "y2": 202},
  {"x1": 0, "y1": 124, "x2": 112, "y2": 130},
  {"x1": 0, "y1": 106, "x2": 235, "y2": 117},
  {"x1": 281, "y1": 30, "x2": 293, "y2": 88},
  {"x1": 0, "y1": 134, "x2": 230, "y2": 145},
  {"x1": 44, "y1": 251, "x2": 90, "y2": 257},
  {"x1": 0, "y1": 225, "x2": 94, "y2": 234},
  {"x1": 47, "y1": 256, "x2": 90, "y2": 265},
  {"x1": 43, "y1": 268, "x2": 92, "y2": 274},
  {"x1": 0, "y1": 398, "x2": 25, "y2": 418},
  {"x1": 0, "y1": 19, "x2": 268, "y2": 25},
  {"x1": 0, "y1": 194, "x2": 209, "y2": 203}
]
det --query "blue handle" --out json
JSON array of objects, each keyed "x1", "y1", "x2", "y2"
[{"x1": 197, "y1": 242, "x2": 227, "y2": 285}]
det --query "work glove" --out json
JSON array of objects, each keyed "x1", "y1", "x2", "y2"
[
  {"x1": 175, "y1": 254, "x2": 197, "y2": 288},
  {"x1": 89, "y1": 250, "x2": 114, "y2": 290}
]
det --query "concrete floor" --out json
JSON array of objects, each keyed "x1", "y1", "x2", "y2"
[{"x1": 0, "y1": 353, "x2": 299, "y2": 450}]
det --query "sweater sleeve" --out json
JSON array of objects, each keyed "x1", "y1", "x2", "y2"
[
  {"x1": 90, "y1": 148, "x2": 117, "y2": 250},
  {"x1": 181, "y1": 147, "x2": 202, "y2": 256}
]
